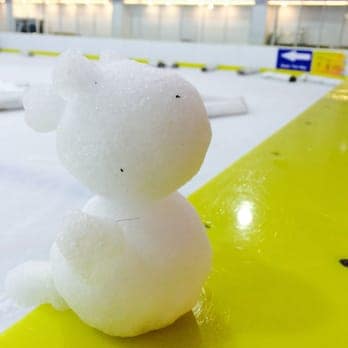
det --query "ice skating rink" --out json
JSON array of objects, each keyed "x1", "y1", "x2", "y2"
[{"x1": 0, "y1": 53, "x2": 334, "y2": 331}]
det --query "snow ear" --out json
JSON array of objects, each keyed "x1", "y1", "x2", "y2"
[
  {"x1": 23, "y1": 84, "x2": 65, "y2": 133},
  {"x1": 52, "y1": 50, "x2": 102, "y2": 100}
]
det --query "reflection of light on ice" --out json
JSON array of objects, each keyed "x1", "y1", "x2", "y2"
[
  {"x1": 235, "y1": 200, "x2": 254, "y2": 234},
  {"x1": 340, "y1": 142, "x2": 348, "y2": 153}
]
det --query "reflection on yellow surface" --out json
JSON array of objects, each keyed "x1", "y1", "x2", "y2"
[
  {"x1": 2, "y1": 82, "x2": 348, "y2": 347},
  {"x1": 235, "y1": 200, "x2": 254, "y2": 231}
]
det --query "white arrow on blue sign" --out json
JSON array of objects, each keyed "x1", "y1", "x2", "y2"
[{"x1": 276, "y1": 49, "x2": 313, "y2": 72}]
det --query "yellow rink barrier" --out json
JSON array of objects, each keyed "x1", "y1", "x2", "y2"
[
  {"x1": 27, "y1": 50, "x2": 60, "y2": 57},
  {"x1": 175, "y1": 61, "x2": 206, "y2": 69},
  {"x1": 84, "y1": 53, "x2": 100, "y2": 60},
  {"x1": 0, "y1": 48, "x2": 21, "y2": 54},
  {"x1": 0, "y1": 46, "x2": 346, "y2": 78},
  {"x1": 217, "y1": 64, "x2": 242, "y2": 71},
  {"x1": 132, "y1": 57, "x2": 149, "y2": 64},
  {"x1": 259, "y1": 67, "x2": 305, "y2": 77},
  {"x1": 1, "y1": 78, "x2": 348, "y2": 347},
  {"x1": 311, "y1": 51, "x2": 345, "y2": 77}
]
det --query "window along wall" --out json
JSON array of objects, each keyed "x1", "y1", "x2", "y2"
[
  {"x1": 267, "y1": 4, "x2": 348, "y2": 48},
  {"x1": 0, "y1": 0, "x2": 347, "y2": 47},
  {"x1": 10, "y1": 2, "x2": 113, "y2": 36},
  {"x1": 121, "y1": 4, "x2": 252, "y2": 43}
]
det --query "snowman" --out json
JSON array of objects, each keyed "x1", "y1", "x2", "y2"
[{"x1": 5, "y1": 51, "x2": 212, "y2": 337}]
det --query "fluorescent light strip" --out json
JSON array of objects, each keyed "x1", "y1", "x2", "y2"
[
  {"x1": 12, "y1": 0, "x2": 110, "y2": 4},
  {"x1": 124, "y1": 0, "x2": 255, "y2": 5},
  {"x1": 268, "y1": 1, "x2": 348, "y2": 6}
]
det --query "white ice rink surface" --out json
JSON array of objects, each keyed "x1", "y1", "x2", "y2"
[{"x1": 0, "y1": 54, "x2": 333, "y2": 331}]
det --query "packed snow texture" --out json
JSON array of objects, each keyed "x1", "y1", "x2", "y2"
[
  {"x1": 5, "y1": 261, "x2": 67, "y2": 310},
  {"x1": 52, "y1": 192, "x2": 211, "y2": 336},
  {"x1": 5, "y1": 51, "x2": 212, "y2": 337},
  {"x1": 54, "y1": 51, "x2": 211, "y2": 204},
  {"x1": 23, "y1": 85, "x2": 65, "y2": 132}
]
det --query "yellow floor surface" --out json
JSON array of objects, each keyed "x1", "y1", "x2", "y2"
[{"x1": 1, "y1": 82, "x2": 348, "y2": 347}]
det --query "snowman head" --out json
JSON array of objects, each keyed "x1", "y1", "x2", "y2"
[{"x1": 24, "y1": 51, "x2": 211, "y2": 203}]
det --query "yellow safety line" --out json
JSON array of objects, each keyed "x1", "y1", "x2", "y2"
[
  {"x1": 217, "y1": 65, "x2": 242, "y2": 71},
  {"x1": 84, "y1": 54, "x2": 100, "y2": 60},
  {"x1": 175, "y1": 61, "x2": 206, "y2": 69},
  {"x1": 0, "y1": 48, "x2": 21, "y2": 53},
  {"x1": 132, "y1": 57, "x2": 149, "y2": 64},
  {"x1": 259, "y1": 67, "x2": 304, "y2": 76},
  {"x1": 0, "y1": 46, "x2": 345, "y2": 78},
  {"x1": 259, "y1": 67, "x2": 345, "y2": 80},
  {"x1": 27, "y1": 50, "x2": 60, "y2": 57}
]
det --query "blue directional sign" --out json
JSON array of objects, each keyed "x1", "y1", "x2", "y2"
[{"x1": 276, "y1": 49, "x2": 313, "y2": 72}]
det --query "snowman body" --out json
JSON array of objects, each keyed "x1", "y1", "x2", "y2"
[
  {"x1": 51, "y1": 192, "x2": 210, "y2": 336},
  {"x1": 5, "y1": 51, "x2": 212, "y2": 337}
]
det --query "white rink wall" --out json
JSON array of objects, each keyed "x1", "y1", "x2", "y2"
[
  {"x1": 0, "y1": 32, "x2": 280, "y2": 66},
  {"x1": 1, "y1": 32, "x2": 347, "y2": 72}
]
